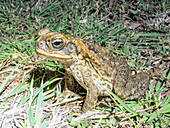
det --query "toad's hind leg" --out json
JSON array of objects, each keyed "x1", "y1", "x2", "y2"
[
  {"x1": 113, "y1": 58, "x2": 150, "y2": 100},
  {"x1": 115, "y1": 72, "x2": 150, "y2": 100}
]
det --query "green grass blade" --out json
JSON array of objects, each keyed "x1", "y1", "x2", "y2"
[
  {"x1": 7, "y1": 74, "x2": 30, "y2": 97},
  {"x1": 28, "y1": 76, "x2": 35, "y2": 126},
  {"x1": 35, "y1": 77, "x2": 44, "y2": 120},
  {"x1": 137, "y1": 33, "x2": 170, "y2": 37},
  {"x1": 159, "y1": 104, "x2": 170, "y2": 114},
  {"x1": 0, "y1": 66, "x2": 17, "y2": 94},
  {"x1": 28, "y1": 106, "x2": 35, "y2": 126},
  {"x1": 32, "y1": 77, "x2": 62, "y2": 103},
  {"x1": 107, "y1": 89, "x2": 137, "y2": 115}
]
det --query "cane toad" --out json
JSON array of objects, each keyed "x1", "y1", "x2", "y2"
[{"x1": 35, "y1": 29, "x2": 150, "y2": 112}]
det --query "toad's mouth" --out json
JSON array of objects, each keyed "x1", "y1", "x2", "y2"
[{"x1": 36, "y1": 48, "x2": 72, "y2": 60}]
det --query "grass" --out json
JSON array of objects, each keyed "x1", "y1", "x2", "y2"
[{"x1": 0, "y1": 0, "x2": 169, "y2": 127}]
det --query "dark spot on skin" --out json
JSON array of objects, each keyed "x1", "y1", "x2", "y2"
[
  {"x1": 88, "y1": 45, "x2": 94, "y2": 50},
  {"x1": 83, "y1": 41, "x2": 97, "y2": 54},
  {"x1": 77, "y1": 51, "x2": 81, "y2": 56},
  {"x1": 88, "y1": 45, "x2": 97, "y2": 54},
  {"x1": 83, "y1": 53, "x2": 90, "y2": 59}
]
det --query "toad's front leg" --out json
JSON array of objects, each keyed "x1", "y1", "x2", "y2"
[
  {"x1": 81, "y1": 70, "x2": 100, "y2": 112},
  {"x1": 82, "y1": 84, "x2": 100, "y2": 112}
]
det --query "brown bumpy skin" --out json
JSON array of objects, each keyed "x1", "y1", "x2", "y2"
[{"x1": 36, "y1": 29, "x2": 150, "y2": 112}]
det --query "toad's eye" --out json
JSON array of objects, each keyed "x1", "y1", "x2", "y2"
[{"x1": 51, "y1": 38, "x2": 64, "y2": 50}]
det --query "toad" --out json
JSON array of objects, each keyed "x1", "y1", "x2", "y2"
[{"x1": 35, "y1": 29, "x2": 150, "y2": 112}]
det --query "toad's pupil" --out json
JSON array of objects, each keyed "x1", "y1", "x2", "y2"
[{"x1": 54, "y1": 41, "x2": 61, "y2": 45}]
